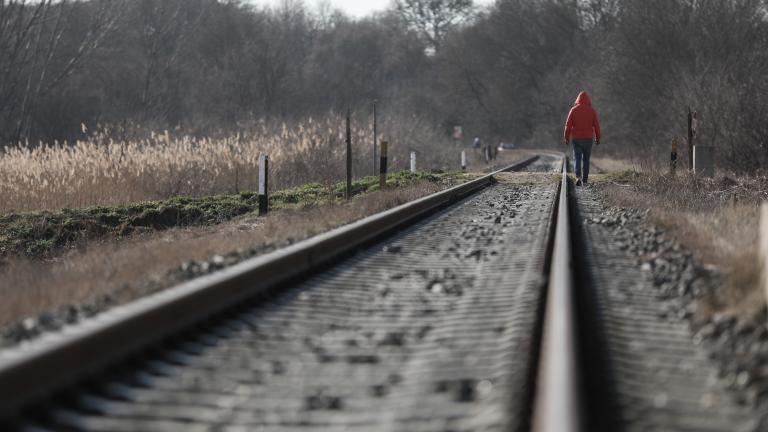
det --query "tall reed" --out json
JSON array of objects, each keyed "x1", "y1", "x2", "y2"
[{"x1": 0, "y1": 114, "x2": 457, "y2": 213}]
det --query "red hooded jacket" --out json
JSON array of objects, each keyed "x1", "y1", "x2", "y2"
[{"x1": 564, "y1": 92, "x2": 601, "y2": 142}]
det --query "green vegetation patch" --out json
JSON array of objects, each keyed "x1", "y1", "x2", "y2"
[
  {"x1": 0, "y1": 170, "x2": 456, "y2": 259},
  {"x1": 270, "y1": 170, "x2": 448, "y2": 207}
]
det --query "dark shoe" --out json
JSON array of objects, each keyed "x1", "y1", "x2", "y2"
[{"x1": 575, "y1": 179, "x2": 583, "y2": 186}]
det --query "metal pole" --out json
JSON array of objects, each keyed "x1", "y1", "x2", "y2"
[
  {"x1": 380, "y1": 141, "x2": 388, "y2": 189},
  {"x1": 373, "y1": 100, "x2": 378, "y2": 176},
  {"x1": 346, "y1": 108, "x2": 352, "y2": 200},
  {"x1": 258, "y1": 154, "x2": 269, "y2": 215}
]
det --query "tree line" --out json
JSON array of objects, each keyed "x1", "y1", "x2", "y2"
[{"x1": 2, "y1": 0, "x2": 767, "y2": 171}]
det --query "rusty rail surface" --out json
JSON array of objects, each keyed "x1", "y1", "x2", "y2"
[{"x1": 0, "y1": 155, "x2": 540, "y2": 419}]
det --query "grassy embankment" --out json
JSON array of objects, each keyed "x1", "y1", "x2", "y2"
[
  {"x1": 1, "y1": 168, "x2": 487, "y2": 325},
  {"x1": 0, "y1": 170, "x2": 473, "y2": 261},
  {"x1": 0, "y1": 116, "x2": 525, "y2": 325},
  {"x1": 594, "y1": 163, "x2": 764, "y2": 317}
]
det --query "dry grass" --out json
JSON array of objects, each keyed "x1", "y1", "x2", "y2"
[
  {"x1": 601, "y1": 169, "x2": 767, "y2": 316},
  {"x1": 0, "y1": 115, "x2": 460, "y2": 214},
  {"x1": 590, "y1": 156, "x2": 640, "y2": 173},
  {"x1": 0, "y1": 181, "x2": 443, "y2": 326}
]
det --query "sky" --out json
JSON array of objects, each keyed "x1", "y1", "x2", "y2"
[{"x1": 248, "y1": 0, "x2": 494, "y2": 18}]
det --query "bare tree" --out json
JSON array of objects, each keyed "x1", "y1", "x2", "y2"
[
  {"x1": 0, "y1": 0, "x2": 119, "y2": 143},
  {"x1": 132, "y1": 0, "x2": 211, "y2": 123},
  {"x1": 1, "y1": 0, "x2": 766, "y2": 175},
  {"x1": 394, "y1": 0, "x2": 474, "y2": 53}
]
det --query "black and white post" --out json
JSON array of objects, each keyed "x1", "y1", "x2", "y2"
[
  {"x1": 258, "y1": 154, "x2": 269, "y2": 215},
  {"x1": 380, "y1": 141, "x2": 388, "y2": 189},
  {"x1": 461, "y1": 150, "x2": 467, "y2": 171}
]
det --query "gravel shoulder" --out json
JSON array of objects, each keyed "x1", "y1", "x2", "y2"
[
  {"x1": 0, "y1": 183, "x2": 445, "y2": 348},
  {"x1": 575, "y1": 183, "x2": 767, "y2": 431}
]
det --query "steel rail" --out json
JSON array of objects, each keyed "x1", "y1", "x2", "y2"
[
  {"x1": 0, "y1": 155, "x2": 540, "y2": 419},
  {"x1": 533, "y1": 159, "x2": 582, "y2": 432}
]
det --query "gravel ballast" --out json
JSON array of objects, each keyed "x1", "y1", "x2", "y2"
[
  {"x1": 17, "y1": 181, "x2": 558, "y2": 431},
  {"x1": 578, "y1": 183, "x2": 768, "y2": 430}
]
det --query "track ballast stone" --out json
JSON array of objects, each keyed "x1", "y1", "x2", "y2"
[
  {"x1": 19, "y1": 182, "x2": 556, "y2": 432},
  {"x1": 574, "y1": 185, "x2": 758, "y2": 431}
]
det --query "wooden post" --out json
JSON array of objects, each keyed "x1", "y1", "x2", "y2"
[
  {"x1": 346, "y1": 108, "x2": 352, "y2": 200},
  {"x1": 689, "y1": 110, "x2": 711, "y2": 176},
  {"x1": 461, "y1": 151, "x2": 467, "y2": 171},
  {"x1": 687, "y1": 107, "x2": 694, "y2": 170},
  {"x1": 258, "y1": 154, "x2": 269, "y2": 215},
  {"x1": 670, "y1": 137, "x2": 678, "y2": 176},
  {"x1": 410, "y1": 151, "x2": 416, "y2": 173},
  {"x1": 761, "y1": 203, "x2": 768, "y2": 309},
  {"x1": 373, "y1": 100, "x2": 377, "y2": 176},
  {"x1": 380, "y1": 141, "x2": 388, "y2": 189}
]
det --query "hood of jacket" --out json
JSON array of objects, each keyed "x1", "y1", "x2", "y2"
[{"x1": 574, "y1": 91, "x2": 591, "y2": 107}]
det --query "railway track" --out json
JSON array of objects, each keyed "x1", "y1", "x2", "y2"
[{"x1": 0, "y1": 153, "x2": 757, "y2": 431}]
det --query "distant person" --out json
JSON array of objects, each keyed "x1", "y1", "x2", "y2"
[
  {"x1": 563, "y1": 91, "x2": 601, "y2": 185},
  {"x1": 472, "y1": 136, "x2": 481, "y2": 149}
]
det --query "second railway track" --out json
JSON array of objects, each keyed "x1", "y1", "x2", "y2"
[{"x1": 0, "y1": 152, "x2": 757, "y2": 431}]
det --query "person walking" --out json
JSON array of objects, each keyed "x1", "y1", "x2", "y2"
[{"x1": 563, "y1": 91, "x2": 601, "y2": 185}]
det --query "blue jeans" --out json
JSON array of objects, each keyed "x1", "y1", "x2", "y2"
[{"x1": 572, "y1": 139, "x2": 593, "y2": 182}]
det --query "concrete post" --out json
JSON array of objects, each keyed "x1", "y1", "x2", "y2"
[
  {"x1": 461, "y1": 151, "x2": 467, "y2": 171},
  {"x1": 258, "y1": 154, "x2": 269, "y2": 215},
  {"x1": 410, "y1": 151, "x2": 416, "y2": 173},
  {"x1": 687, "y1": 107, "x2": 694, "y2": 170},
  {"x1": 380, "y1": 141, "x2": 388, "y2": 189}
]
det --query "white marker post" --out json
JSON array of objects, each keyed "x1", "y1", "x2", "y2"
[
  {"x1": 461, "y1": 151, "x2": 467, "y2": 171},
  {"x1": 410, "y1": 151, "x2": 416, "y2": 173},
  {"x1": 258, "y1": 154, "x2": 268, "y2": 215}
]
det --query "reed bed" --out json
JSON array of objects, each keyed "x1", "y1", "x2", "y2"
[{"x1": 1, "y1": 115, "x2": 456, "y2": 214}]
